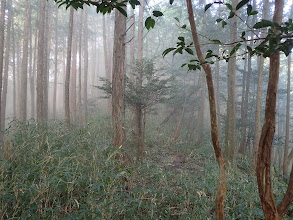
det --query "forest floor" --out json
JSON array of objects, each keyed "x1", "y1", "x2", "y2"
[{"x1": 0, "y1": 119, "x2": 292, "y2": 219}]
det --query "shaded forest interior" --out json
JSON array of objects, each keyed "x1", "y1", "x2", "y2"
[{"x1": 0, "y1": 0, "x2": 293, "y2": 219}]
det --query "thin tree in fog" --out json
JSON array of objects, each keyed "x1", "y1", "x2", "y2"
[
  {"x1": 83, "y1": 6, "x2": 88, "y2": 123},
  {"x1": 224, "y1": 0, "x2": 238, "y2": 163},
  {"x1": 71, "y1": 10, "x2": 78, "y2": 122},
  {"x1": 65, "y1": 7, "x2": 74, "y2": 128},
  {"x1": 0, "y1": 0, "x2": 6, "y2": 136},
  {"x1": 53, "y1": 5, "x2": 58, "y2": 120},
  {"x1": 36, "y1": 0, "x2": 46, "y2": 120},
  {"x1": 78, "y1": 9, "x2": 83, "y2": 127},
  {"x1": 20, "y1": 0, "x2": 31, "y2": 122},
  {"x1": 1, "y1": 0, "x2": 11, "y2": 140}
]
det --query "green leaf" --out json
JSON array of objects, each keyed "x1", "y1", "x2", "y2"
[
  {"x1": 173, "y1": 47, "x2": 183, "y2": 55},
  {"x1": 204, "y1": 3, "x2": 213, "y2": 12},
  {"x1": 250, "y1": 11, "x2": 258, "y2": 15},
  {"x1": 174, "y1": 17, "x2": 179, "y2": 23},
  {"x1": 211, "y1": 39, "x2": 222, "y2": 44},
  {"x1": 228, "y1": 12, "x2": 235, "y2": 19},
  {"x1": 178, "y1": 36, "x2": 185, "y2": 41},
  {"x1": 169, "y1": 0, "x2": 174, "y2": 5},
  {"x1": 236, "y1": 0, "x2": 249, "y2": 10},
  {"x1": 162, "y1": 47, "x2": 176, "y2": 57},
  {"x1": 253, "y1": 19, "x2": 273, "y2": 29},
  {"x1": 216, "y1": 18, "x2": 223, "y2": 22},
  {"x1": 181, "y1": 24, "x2": 186, "y2": 28},
  {"x1": 247, "y1": 4, "x2": 252, "y2": 15},
  {"x1": 225, "y1": 3, "x2": 233, "y2": 11},
  {"x1": 230, "y1": 43, "x2": 242, "y2": 56},
  {"x1": 153, "y1": 10, "x2": 163, "y2": 17},
  {"x1": 185, "y1": 48, "x2": 194, "y2": 55},
  {"x1": 117, "y1": 6, "x2": 127, "y2": 17},
  {"x1": 145, "y1": 17, "x2": 155, "y2": 30},
  {"x1": 222, "y1": 20, "x2": 227, "y2": 28}
]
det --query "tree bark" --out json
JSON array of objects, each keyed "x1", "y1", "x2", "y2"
[
  {"x1": 83, "y1": 6, "x2": 88, "y2": 123},
  {"x1": 186, "y1": 0, "x2": 227, "y2": 218},
  {"x1": 0, "y1": 0, "x2": 6, "y2": 137},
  {"x1": 53, "y1": 6, "x2": 58, "y2": 120},
  {"x1": 65, "y1": 7, "x2": 74, "y2": 129},
  {"x1": 112, "y1": 4, "x2": 126, "y2": 150},
  {"x1": 224, "y1": 0, "x2": 238, "y2": 163},
  {"x1": 36, "y1": 0, "x2": 46, "y2": 120},
  {"x1": 0, "y1": 0, "x2": 11, "y2": 140},
  {"x1": 251, "y1": 0, "x2": 269, "y2": 173},
  {"x1": 256, "y1": 0, "x2": 293, "y2": 218},
  {"x1": 70, "y1": 10, "x2": 78, "y2": 123},
  {"x1": 20, "y1": 0, "x2": 31, "y2": 122},
  {"x1": 78, "y1": 10, "x2": 83, "y2": 127}
]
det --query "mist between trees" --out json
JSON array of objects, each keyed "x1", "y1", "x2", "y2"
[{"x1": 0, "y1": 0, "x2": 293, "y2": 219}]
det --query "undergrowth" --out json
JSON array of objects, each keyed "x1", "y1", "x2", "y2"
[{"x1": 0, "y1": 118, "x2": 292, "y2": 219}]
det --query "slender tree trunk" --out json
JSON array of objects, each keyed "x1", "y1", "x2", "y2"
[
  {"x1": 36, "y1": 0, "x2": 46, "y2": 120},
  {"x1": 225, "y1": 0, "x2": 238, "y2": 163},
  {"x1": 283, "y1": 5, "x2": 293, "y2": 177},
  {"x1": 172, "y1": 92, "x2": 187, "y2": 144},
  {"x1": 0, "y1": 0, "x2": 6, "y2": 137},
  {"x1": 70, "y1": 10, "x2": 78, "y2": 123},
  {"x1": 65, "y1": 8, "x2": 74, "y2": 129},
  {"x1": 251, "y1": 0, "x2": 269, "y2": 173},
  {"x1": 78, "y1": 10, "x2": 83, "y2": 127},
  {"x1": 83, "y1": 7, "x2": 88, "y2": 123},
  {"x1": 53, "y1": 6, "x2": 58, "y2": 120},
  {"x1": 216, "y1": 45, "x2": 221, "y2": 138},
  {"x1": 0, "y1": 0, "x2": 11, "y2": 140},
  {"x1": 20, "y1": 0, "x2": 31, "y2": 122},
  {"x1": 256, "y1": 0, "x2": 293, "y2": 218},
  {"x1": 43, "y1": 1, "x2": 51, "y2": 120},
  {"x1": 103, "y1": 15, "x2": 111, "y2": 115},
  {"x1": 112, "y1": 3, "x2": 126, "y2": 150},
  {"x1": 186, "y1": 0, "x2": 227, "y2": 218},
  {"x1": 12, "y1": 17, "x2": 16, "y2": 119}
]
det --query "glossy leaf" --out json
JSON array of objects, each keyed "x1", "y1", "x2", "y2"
[{"x1": 236, "y1": 0, "x2": 249, "y2": 10}]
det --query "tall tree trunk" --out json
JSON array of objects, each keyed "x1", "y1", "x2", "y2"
[
  {"x1": 251, "y1": 0, "x2": 269, "y2": 173},
  {"x1": 65, "y1": 7, "x2": 74, "y2": 129},
  {"x1": 224, "y1": 0, "x2": 238, "y2": 163},
  {"x1": 70, "y1": 10, "x2": 78, "y2": 123},
  {"x1": 186, "y1": 0, "x2": 227, "y2": 218},
  {"x1": 216, "y1": 45, "x2": 221, "y2": 138},
  {"x1": 256, "y1": 0, "x2": 293, "y2": 218},
  {"x1": 20, "y1": 0, "x2": 31, "y2": 122},
  {"x1": 53, "y1": 6, "x2": 58, "y2": 120},
  {"x1": 12, "y1": 17, "x2": 16, "y2": 119},
  {"x1": 78, "y1": 10, "x2": 83, "y2": 127},
  {"x1": 112, "y1": 4, "x2": 126, "y2": 150},
  {"x1": 83, "y1": 7, "x2": 88, "y2": 123},
  {"x1": 135, "y1": 0, "x2": 145, "y2": 162},
  {"x1": 283, "y1": 5, "x2": 293, "y2": 177},
  {"x1": 43, "y1": 1, "x2": 51, "y2": 120},
  {"x1": 36, "y1": 0, "x2": 46, "y2": 120},
  {"x1": 0, "y1": 0, "x2": 6, "y2": 137},
  {"x1": 103, "y1": 15, "x2": 111, "y2": 115},
  {"x1": 0, "y1": 0, "x2": 11, "y2": 140}
]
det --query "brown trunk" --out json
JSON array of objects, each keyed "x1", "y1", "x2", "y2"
[
  {"x1": 78, "y1": 10, "x2": 83, "y2": 127},
  {"x1": 0, "y1": 0, "x2": 11, "y2": 140},
  {"x1": 53, "y1": 6, "x2": 58, "y2": 120},
  {"x1": 251, "y1": 0, "x2": 269, "y2": 173},
  {"x1": 283, "y1": 53, "x2": 291, "y2": 177},
  {"x1": 70, "y1": 10, "x2": 78, "y2": 122},
  {"x1": 65, "y1": 7, "x2": 74, "y2": 129},
  {"x1": 0, "y1": 0, "x2": 6, "y2": 134},
  {"x1": 186, "y1": 0, "x2": 227, "y2": 218},
  {"x1": 256, "y1": 0, "x2": 293, "y2": 218},
  {"x1": 225, "y1": 0, "x2": 238, "y2": 163},
  {"x1": 20, "y1": 0, "x2": 31, "y2": 122},
  {"x1": 103, "y1": 15, "x2": 111, "y2": 115},
  {"x1": 83, "y1": 7, "x2": 88, "y2": 123},
  {"x1": 36, "y1": 0, "x2": 46, "y2": 120},
  {"x1": 112, "y1": 4, "x2": 126, "y2": 149},
  {"x1": 12, "y1": 17, "x2": 16, "y2": 118}
]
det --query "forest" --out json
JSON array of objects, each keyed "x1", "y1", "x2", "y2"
[{"x1": 0, "y1": 0, "x2": 293, "y2": 219}]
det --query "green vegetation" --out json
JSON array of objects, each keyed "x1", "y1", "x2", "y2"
[{"x1": 1, "y1": 117, "x2": 292, "y2": 219}]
